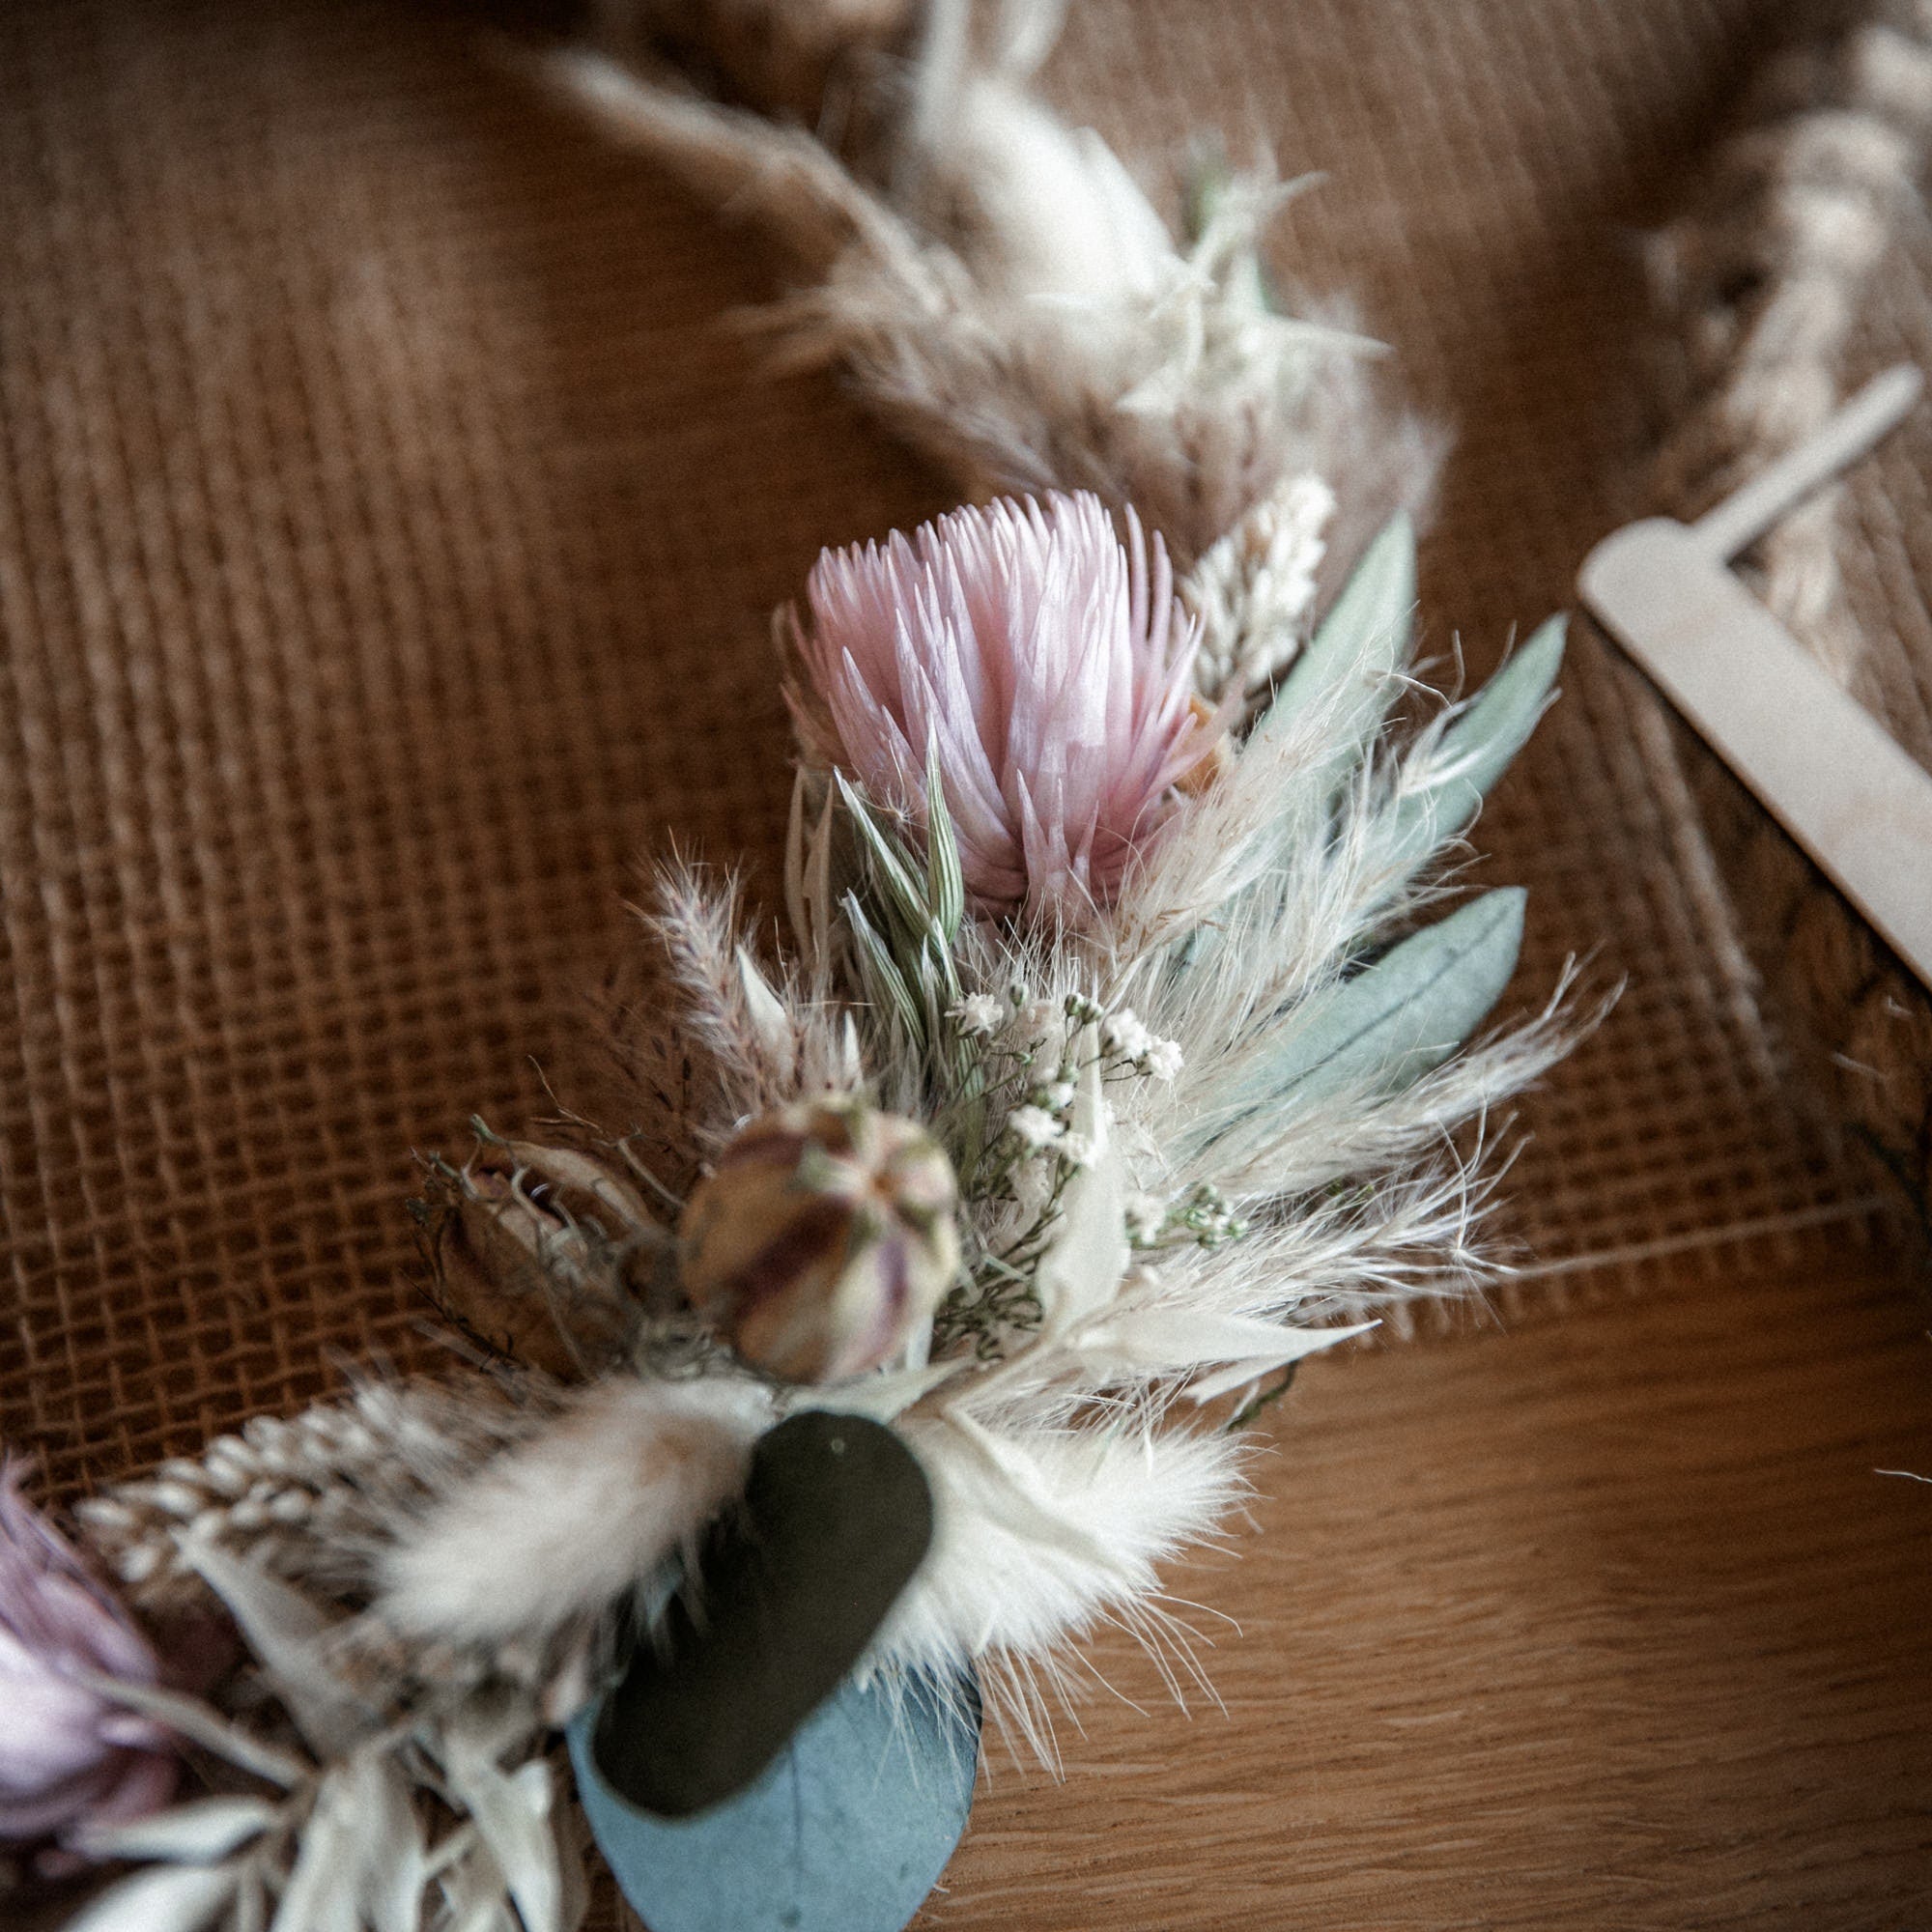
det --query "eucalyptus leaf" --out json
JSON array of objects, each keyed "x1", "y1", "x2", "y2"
[
  {"x1": 1223, "y1": 887, "x2": 1527, "y2": 1125},
  {"x1": 570, "y1": 1667, "x2": 979, "y2": 1932},
  {"x1": 64, "y1": 1861, "x2": 239, "y2": 1932},
  {"x1": 593, "y1": 1412, "x2": 932, "y2": 1820},
  {"x1": 1248, "y1": 512, "x2": 1415, "y2": 787},
  {"x1": 1385, "y1": 614, "x2": 1564, "y2": 873}
]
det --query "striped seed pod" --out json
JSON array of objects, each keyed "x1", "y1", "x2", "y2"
[{"x1": 678, "y1": 1099, "x2": 958, "y2": 1382}]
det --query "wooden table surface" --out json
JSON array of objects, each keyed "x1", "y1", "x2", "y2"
[{"x1": 932, "y1": 1249, "x2": 1932, "y2": 1929}]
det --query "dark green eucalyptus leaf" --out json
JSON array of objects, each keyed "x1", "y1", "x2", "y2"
[{"x1": 592, "y1": 1412, "x2": 933, "y2": 1820}]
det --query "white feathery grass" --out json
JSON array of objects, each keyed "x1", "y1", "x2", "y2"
[
  {"x1": 372, "y1": 1376, "x2": 774, "y2": 1650},
  {"x1": 644, "y1": 862, "x2": 864, "y2": 1139},
  {"x1": 879, "y1": 1409, "x2": 1248, "y2": 1761},
  {"x1": 542, "y1": 24, "x2": 1438, "y2": 572}
]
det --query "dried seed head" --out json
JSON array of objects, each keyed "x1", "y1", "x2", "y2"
[
  {"x1": 415, "y1": 1134, "x2": 665, "y2": 1378},
  {"x1": 678, "y1": 1098, "x2": 959, "y2": 1381}
]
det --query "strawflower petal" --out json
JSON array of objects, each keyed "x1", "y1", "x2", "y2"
[{"x1": 786, "y1": 492, "x2": 1221, "y2": 923}]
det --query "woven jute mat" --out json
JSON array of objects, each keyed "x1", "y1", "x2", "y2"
[{"x1": 0, "y1": 0, "x2": 1901, "y2": 1493}]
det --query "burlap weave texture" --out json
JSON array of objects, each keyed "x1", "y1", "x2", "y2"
[{"x1": 0, "y1": 0, "x2": 1893, "y2": 1499}]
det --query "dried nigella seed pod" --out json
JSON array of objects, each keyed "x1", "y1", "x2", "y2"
[
  {"x1": 413, "y1": 1133, "x2": 665, "y2": 1378},
  {"x1": 679, "y1": 1099, "x2": 959, "y2": 1381}
]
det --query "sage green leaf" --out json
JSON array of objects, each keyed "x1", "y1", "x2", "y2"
[
  {"x1": 923, "y1": 743, "x2": 966, "y2": 941},
  {"x1": 1237, "y1": 886, "x2": 1526, "y2": 1116},
  {"x1": 835, "y1": 774, "x2": 927, "y2": 941},
  {"x1": 1248, "y1": 512, "x2": 1416, "y2": 784},
  {"x1": 841, "y1": 891, "x2": 923, "y2": 1045},
  {"x1": 1386, "y1": 614, "x2": 1564, "y2": 871}
]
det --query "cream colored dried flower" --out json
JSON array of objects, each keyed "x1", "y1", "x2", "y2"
[{"x1": 678, "y1": 1099, "x2": 959, "y2": 1381}]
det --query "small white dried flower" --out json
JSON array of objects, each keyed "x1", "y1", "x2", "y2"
[
  {"x1": 1014, "y1": 998, "x2": 1061, "y2": 1043},
  {"x1": 1059, "y1": 1133, "x2": 1097, "y2": 1171},
  {"x1": 950, "y1": 993, "x2": 1004, "y2": 1037},
  {"x1": 1007, "y1": 1105, "x2": 1064, "y2": 1151},
  {"x1": 1143, "y1": 1038, "x2": 1185, "y2": 1082},
  {"x1": 1040, "y1": 1078, "x2": 1077, "y2": 1114},
  {"x1": 1124, "y1": 1193, "x2": 1168, "y2": 1245},
  {"x1": 1101, "y1": 1008, "x2": 1155, "y2": 1060}
]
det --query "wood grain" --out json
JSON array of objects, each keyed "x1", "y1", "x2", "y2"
[{"x1": 931, "y1": 1256, "x2": 1932, "y2": 1929}]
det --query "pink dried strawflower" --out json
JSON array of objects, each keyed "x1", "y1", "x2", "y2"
[
  {"x1": 786, "y1": 491, "x2": 1222, "y2": 922},
  {"x1": 0, "y1": 1463, "x2": 176, "y2": 1866}
]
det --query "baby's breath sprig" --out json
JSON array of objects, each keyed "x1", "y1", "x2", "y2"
[{"x1": 1125, "y1": 1181, "x2": 1250, "y2": 1253}]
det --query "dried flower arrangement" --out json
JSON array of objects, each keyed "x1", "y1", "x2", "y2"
[{"x1": 2, "y1": 7, "x2": 1580, "y2": 1931}]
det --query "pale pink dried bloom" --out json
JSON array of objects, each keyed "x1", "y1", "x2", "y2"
[
  {"x1": 0, "y1": 1463, "x2": 176, "y2": 1862},
  {"x1": 787, "y1": 491, "x2": 1220, "y2": 921}
]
